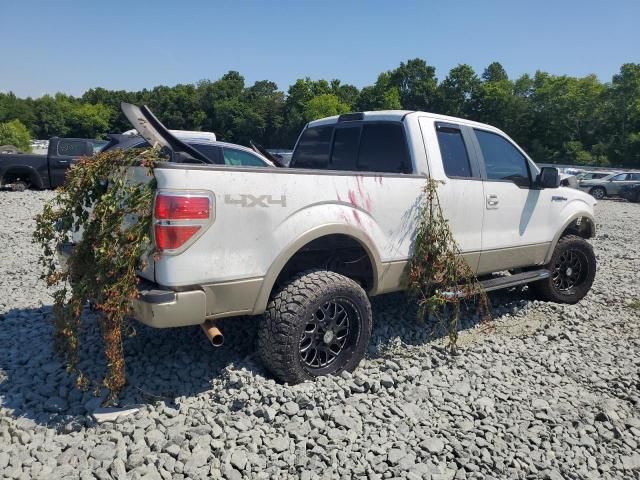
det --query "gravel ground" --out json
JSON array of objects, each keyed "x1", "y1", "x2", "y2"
[{"x1": 0, "y1": 190, "x2": 639, "y2": 480}]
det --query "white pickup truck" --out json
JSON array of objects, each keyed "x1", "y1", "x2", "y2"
[{"x1": 118, "y1": 104, "x2": 597, "y2": 384}]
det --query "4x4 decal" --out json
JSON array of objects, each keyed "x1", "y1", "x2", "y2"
[{"x1": 224, "y1": 194, "x2": 287, "y2": 208}]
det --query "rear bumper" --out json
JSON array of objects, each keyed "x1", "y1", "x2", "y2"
[
  {"x1": 58, "y1": 244, "x2": 207, "y2": 328},
  {"x1": 131, "y1": 281, "x2": 207, "y2": 328}
]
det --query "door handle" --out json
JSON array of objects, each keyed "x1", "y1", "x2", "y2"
[
  {"x1": 57, "y1": 159, "x2": 69, "y2": 164},
  {"x1": 486, "y1": 194, "x2": 499, "y2": 208}
]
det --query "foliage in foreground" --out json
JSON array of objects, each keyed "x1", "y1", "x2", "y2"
[
  {"x1": 0, "y1": 119, "x2": 32, "y2": 152},
  {"x1": 409, "y1": 179, "x2": 491, "y2": 348},
  {"x1": 33, "y1": 148, "x2": 162, "y2": 400}
]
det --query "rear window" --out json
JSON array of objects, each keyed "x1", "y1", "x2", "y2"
[
  {"x1": 291, "y1": 125, "x2": 333, "y2": 169},
  {"x1": 330, "y1": 127, "x2": 360, "y2": 171},
  {"x1": 357, "y1": 123, "x2": 410, "y2": 173},
  {"x1": 292, "y1": 122, "x2": 411, "y2": 173}
]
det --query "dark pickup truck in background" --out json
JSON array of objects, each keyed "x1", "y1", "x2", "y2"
[{"x1": 0, "y1": 137, "x2": 102, "y2": 190}]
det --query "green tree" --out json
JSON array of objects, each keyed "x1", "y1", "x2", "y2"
[
  {"x1": 482, "y1": 62, "x2": 509, "y2": 83},
  {"x1": 0, "y1": 119, "x2": 32, "y2": 151},
  {"x1": 436, "y1": 64, "x2": 481, "y2": 117},
  {"x1": 303, "y1": 94, "x2": 350, "y2": 121},
  {"x1": 388, "y1": 58, "x2": 438, "y2": 110},
  {"x1": 356, "y1": 72, "x2": 402, "y2": 111},
  {"x1": 605, "y1": 63, "x2": 640, "y2": 166}
]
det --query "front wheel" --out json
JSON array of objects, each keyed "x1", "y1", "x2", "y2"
[
  {"x1": 590, "y1": 186, "x2": 606, "y2": 200},
  {"x1": 257, "y1": 270, "x2": 372, "y2": 384},
  {"x1": 532, "y1": 235, "x2": 596, "y2": 304}
]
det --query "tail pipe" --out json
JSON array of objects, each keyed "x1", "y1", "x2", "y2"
[{"x1": 200, "y1": 320, "x2": 224, "y2": 347}]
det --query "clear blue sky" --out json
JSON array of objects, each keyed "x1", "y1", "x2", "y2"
[{"x1": 2, "y1": 0, "x2": 639, "y2": 98}]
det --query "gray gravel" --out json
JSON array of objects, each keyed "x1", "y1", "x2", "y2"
[{"x1": 1, "y1": 190, "x2": 639, "y2": 480}]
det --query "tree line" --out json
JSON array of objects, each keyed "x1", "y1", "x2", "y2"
[{"x1": 1, "y1": 59, "x2": 639, "y2": 167}]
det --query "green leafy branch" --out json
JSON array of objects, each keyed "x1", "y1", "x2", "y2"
[
  {"x1": 33, "y1": 148, "x2": 164, "y2": 400},
  {"x1": 408, "y1": 178, "x2": 491, "y2": 349}
]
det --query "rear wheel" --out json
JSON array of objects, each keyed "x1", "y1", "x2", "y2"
[
  {"x1": 532, "y1": 235, "x2": 596, "y2": 304},
  {"x1": 257, "y1": 270, "x2": 372, "y2": 384},
  {"x1": 10, "y1": 180, "x2": 28, "y2": 192},
  {"x1": 590, "y1": 186, "x2": 606, "y2": 200}
]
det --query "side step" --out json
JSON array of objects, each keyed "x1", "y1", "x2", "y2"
[{"x1": 479, "y1": 269, "x2": 550, "y2": 293}]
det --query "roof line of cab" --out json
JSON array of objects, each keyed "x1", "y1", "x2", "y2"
[{"x1": 307, "y1": 110, "x2": 505, "y2": 134}]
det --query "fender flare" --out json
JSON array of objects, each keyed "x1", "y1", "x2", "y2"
[
  {"x1": 543, "y1": 212, "x2": 596, "y2": 264},
  {"x1": 251, "y1": 223, "x2": 382, "y2": 315}
]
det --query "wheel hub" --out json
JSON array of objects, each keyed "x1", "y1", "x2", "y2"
[
  {"x1": 299, "y1": 300, "x2": 353, "y2": 370},
  {"x1": 552, "y1": 249, "x2": 588, "y2": 291}
]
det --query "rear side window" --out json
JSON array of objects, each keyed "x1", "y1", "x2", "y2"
[
  {"x1": 610, "y1": 173, "x2": 628, "y2": 181},
  {"x1": 191, "y1": 144, "x2": 220, "y2": 164},
  {"x1": 475, "y1": 130, "x2": 530, "y2": 187},
  {"x1": 222, "y1": 148, "x2": 267, "y2": 167},
  {"x1": 357, "y1": 123, "x2": 410, "y2": 173},
  {"x1": 436, "y1": 125, "x2": 472, "y2": 178},
  {"x1": 291, "y1": 125, "x2": 333, "y2": 169},
  {"x1": 57, "y1": 140, "x2": 87, "y2": 157},
  {"x1": 631, "y1": 173, "x2": 640, "y2": 181},
  {"x1": 330, "y1": 127, "x2": 360, "y2": 171}
]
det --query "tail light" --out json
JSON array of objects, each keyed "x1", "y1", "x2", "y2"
[{"x1": 153, "y1": 191, "x2": 214, "y2": 253}]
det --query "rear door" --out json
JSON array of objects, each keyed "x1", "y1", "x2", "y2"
[{"x1": 418, "y1": 118, "x2": 485, "y2": 271}]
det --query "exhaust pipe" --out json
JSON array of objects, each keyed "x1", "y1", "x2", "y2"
[{"x1": 200, "y1": 320, "x2": 224, "y2": 347}]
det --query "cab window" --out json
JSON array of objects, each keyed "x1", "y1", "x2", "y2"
[
  {"x1": 475, "y1": 130, "x2": 530, "y2": 187},
  {"x1": 57, "y1": 140, "x2": 88, "y2": 157},
  {"x1": 436, "y1": 125, "x2": 472, "y2": 178}
]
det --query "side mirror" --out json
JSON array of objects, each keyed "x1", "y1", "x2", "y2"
[{"x1": 537, "y1": 167, "x2": 560, "y2": 189}]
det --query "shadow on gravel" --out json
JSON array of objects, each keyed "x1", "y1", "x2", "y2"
[{"x1": 0, "y1": 288, "x2": 532, "y2": 428}]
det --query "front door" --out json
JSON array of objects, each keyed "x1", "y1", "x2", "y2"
[{"x1": 473, "y1": 129, "x2": 557, "y2": 274}]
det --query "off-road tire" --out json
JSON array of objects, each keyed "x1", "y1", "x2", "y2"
[
  {"x1": 258, "y1": 270, "x2": 372, "y2": 384},
  {"x1": 532, "y1": 235, "x2": 596, "y2": 304},
  {"x1": 589, "y1": 186, "x2": 606, "y2": 200}
]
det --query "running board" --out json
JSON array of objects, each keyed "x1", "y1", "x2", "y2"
[{"x1": 479, "y1": 269, "x2": 550, "y2": 292}]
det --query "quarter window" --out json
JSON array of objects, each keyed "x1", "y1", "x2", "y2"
[
  {"x1": 222, "y1": 148, "x2": 266, "y2": 167},
  {"x1": 357, "y1": 123, "x2": 410, "y2": 173},
  {"x1": 475, "y1": 130, "x2": 530, "y2": 187},
  {"x1": 436, "y1": 126, "x2": 472, "y2": 178}
]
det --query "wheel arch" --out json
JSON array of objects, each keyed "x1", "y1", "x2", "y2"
[
  {"x1": 251, "y1": 224, "x2": 382, "y2": 315},
  {"x1": 544, "y1": 212, "x2": 596, "y2": 264},
  {"x1": 0, "y1": 166, "x2": 44, "y2": 189}
]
